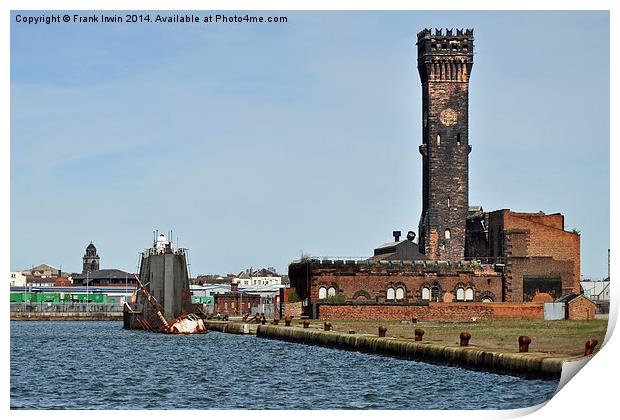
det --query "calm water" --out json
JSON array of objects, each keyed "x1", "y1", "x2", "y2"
[{"x1": 11, "y1": 321, "x2": 559, "y2": 410}]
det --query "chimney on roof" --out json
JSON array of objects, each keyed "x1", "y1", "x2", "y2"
[{"x1": 393, "y1": 230, "x2": 401, "y2": 242}]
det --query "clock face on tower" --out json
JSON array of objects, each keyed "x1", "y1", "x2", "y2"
[{"x1": 439, "y1": 108, "x2": 458, "y2": 126}]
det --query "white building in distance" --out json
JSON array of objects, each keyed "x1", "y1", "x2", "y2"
[
  {"x1": 234, "y1": 267, "x2": 282, "y2": 286},
  {"x1": 10, "y1": 272, "x2": 27, "y2": 287}
]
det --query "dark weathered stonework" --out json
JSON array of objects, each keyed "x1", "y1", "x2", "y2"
[{"x1": 417, "y1": 28, "x2": 474, "y2": 261}]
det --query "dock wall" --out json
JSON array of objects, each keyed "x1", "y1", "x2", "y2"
[
  {"x1": 204, "y1": 320, "x2": 258, "y2": 334},
  {"x1": 11, "y1": 312, "x2": 122, "y2": 321},
  {"x1": 256, "y1": 325, "x2": 565, "y2": 379}
]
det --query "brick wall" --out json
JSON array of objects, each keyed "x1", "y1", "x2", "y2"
[
  {"x1": 317, "y1": 302, "x2": 544, "y2": 320},
  {"x1": 284, "y1": 301, "x2": 302, "y2": 318}
]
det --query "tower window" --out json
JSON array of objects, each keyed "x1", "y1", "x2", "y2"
[
  {"x1": 447, "y1": 197, "x2": 450, "y2": 208},
  {"x1": 437, "y1": 133, "x2": 441, "y2": 145},
  {"x1": 445, "y1": 229, "x2": 451, "y2": 240},
  {"x1": 457, "y1": 133, "x2": 461, "y2": 145}
]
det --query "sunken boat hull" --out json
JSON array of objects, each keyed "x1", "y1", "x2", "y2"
[{"x1": 123, "y1": 233, "x2": 206, "y2": 334}]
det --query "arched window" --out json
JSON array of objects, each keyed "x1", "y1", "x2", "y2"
[
  {"x1": 431, "y1": 286, "x2": 440, "y2": 302},
  {"x1": 318, "y1": 287, "x2": 327, "y2": 299},
  {"x1": 422, "y1": 287, "x2": 430, "y2": 300},
  {"x1": 481, "y1": 297, "x2": 493, "y2": 303},
  {"x1": 437, "y1": 133, "x2": 441, "y2": 145},
  {"x1": 387, "y1": 287, "x2": 395, "y2": 300},
  {"x1": 465, "y1": 288, "x2": 474, "y2": 301},
  {"x1": 395, "y1": 287, "x2": 405, "y2": 300},
  {"x1": 327, "y1": 287, "x2": 336, "y2": 297},
  {"x1": 445, "y1": 229, "x2": 451, "y2": 240},
  {"x1": 456, "y1": 288, "x2": 465, "y2": 301},
  {"x1": 457, "y1": 133, "x2": 461, "y2": 145}
]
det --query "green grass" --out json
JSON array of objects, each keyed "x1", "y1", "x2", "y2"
[{"x1": 296, "y1": 318, "x2": 608, "y2": 358}]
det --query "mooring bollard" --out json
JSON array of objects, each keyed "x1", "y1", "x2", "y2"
[
  {"x1": 272, "y1": 318, "x2": 279, "y2": 325},
  {"x1": 284, "y1": 316, "x2": 292, "y2": 327},
  {"x1": 348, "y1": 330, "x2": 355, "y2": 334},
  {"x1": 414, "y1": 328, "x2": 425, "y2": 341},
  {"x1": 411, "y1": 317, "x2": 418, "y2": 324},
  {"x1": 460, "y1": 331, "x2": 471, "y2": 347},
  {"x1": 378, "y1": 326, "x2": 387, "y2": 337},
  {"x1": 518, "y1": 335, "x2": 531, "y2": 353},
  {"x1": 324, "y1": 322, "x2": 332, "y2": 331},
  {"x1": 584, "y1": 338, "x2": 599, "y2": 356},
  {"x1": 303, "y1": 320, "x2": 310, "y2": 329}
]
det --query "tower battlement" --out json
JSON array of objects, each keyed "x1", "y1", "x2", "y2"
[
  {"x1": 417, "y1": 28, "x2": 474, "y2": 83},
  {"x1": 417, "y1": 28, "x2": 474, "y2": 40}
]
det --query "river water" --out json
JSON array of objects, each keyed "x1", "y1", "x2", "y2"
[{"x1": 10, "y1": 321, "x2": 559, "y2": 410}]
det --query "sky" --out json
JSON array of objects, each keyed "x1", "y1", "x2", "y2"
[{"x1": 10, "y1": 10, "x2": 610, "y2": 279}]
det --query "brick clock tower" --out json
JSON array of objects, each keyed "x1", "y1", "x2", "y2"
[{"x1": 417, "y1": 28, "x2": 474, "y2": 261}]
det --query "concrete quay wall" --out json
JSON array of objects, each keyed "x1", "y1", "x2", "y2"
[
  {"x1": 256, "y1": 325, "x2": 566, "y2": 379},
  {"x1": 11, "y1": 312, "x2": 122, "y2": 321},
  {"x1": 204, "y1": 320, "x2": 258, "y2": 334}
]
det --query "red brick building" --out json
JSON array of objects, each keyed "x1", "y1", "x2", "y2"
[
  {"x1": 214, "y1": 283, "x2": 261, "y2": 316},
  {"x1": 288, "y1": 28, "x2": 582, "y2": 320}
]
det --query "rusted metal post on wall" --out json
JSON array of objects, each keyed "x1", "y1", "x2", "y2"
[
  {"x1": 460, "y1": 331, "x2": 471, "y2": 346},
  {"x1": 415, "y1": 328, "x2": 425, "y2": 341},
  {"x1": 518, "y1": 336, "x2": 531, "y2": 353},
  {"x1": 378, "y1": 326, "x2": 387, "y2": 337},
  {"x1": 584, "y1": 338, "x2": 598, "y2": 356}
]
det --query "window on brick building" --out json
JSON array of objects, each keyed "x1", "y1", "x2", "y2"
[
  {"x1": 422, "y1": 287, "x2": 430, "y2": 300},
  {"x1": 457, "y1": 133, "x2": 461, "y2": 145},
  {"x1": 387, "y1": 287, "x2": 395, "y2": 300},
  {"x1": 465, "y1": 288, "x2": 474, "y2": 301},
  {"x1": 319, "y1": 287, "x2": 327, "y2": 299},
  {"x1": 431, "y1": 286, "x2": 440, "y2": 302},
  {"x1": 456, "y1": 287, "x2": 465, "y2": 301},
  {"x1": 437, "y1": 133, "x2": 441, "y2": 145},
  {"x1": 445, "y1": 229, "x2": 451, "y2": 240},
  {"x1": 328, "y1": 287, "x2": 336, "y2": 297},
  {"x1": 481, "y1": 297, "x2": 493, "y2": 303},
  {"x1": 396, "y1": 287, "x2": 405, "y2": 300}
]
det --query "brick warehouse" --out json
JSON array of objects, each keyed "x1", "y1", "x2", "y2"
[{"x1": 289, "y1": 28, "x2": 582, "y2": 320}]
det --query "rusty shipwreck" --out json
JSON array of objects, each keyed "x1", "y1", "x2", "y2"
[{"x1": 123, "y1": 232, "x2": 206, "y2": 334}]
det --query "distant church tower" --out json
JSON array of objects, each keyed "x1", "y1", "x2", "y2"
[
  {"x1": 417, "y1": 29, "x2": 474, "y2": 261},
  {"x1": 82, "y1": 242, "x2": 100, "y2": 274}
]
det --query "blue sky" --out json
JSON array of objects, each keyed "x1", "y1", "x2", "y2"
[{"x1": 10, "y1": 11, "x2": 609, "y2": 279}]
